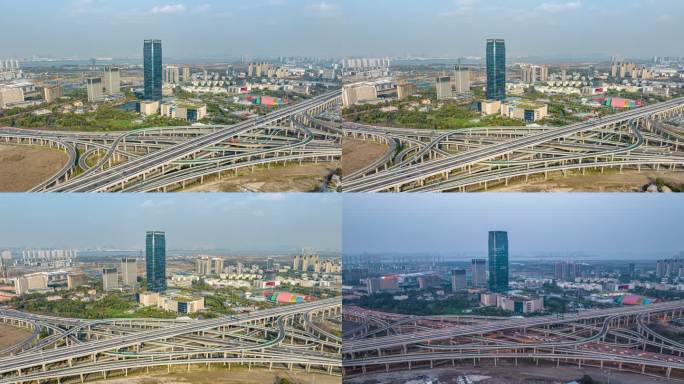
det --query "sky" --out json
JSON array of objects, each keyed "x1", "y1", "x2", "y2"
[
  {"x1": 343, "y1": 194, "x2": 684, "y2": 259},
  {"x1": 0, "y1": 0, "x2": 682, "y2": 59},
  {"x1": 0, "y1": 193, "x2": 341, "y2": 252}
]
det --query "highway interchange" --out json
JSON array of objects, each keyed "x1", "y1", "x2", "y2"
[
  {"x1": 341, "y1": 97, "x2": 684, "y2": 192},
  {"x1": 0, "y1": 90, "x2": 342, "y2": 192},
  {"x1": 342, "y1": 300, "x2": 684, "y2": 381},
  {"x1": 0, "y1": 297, "x2": 341, "y2": 384}
]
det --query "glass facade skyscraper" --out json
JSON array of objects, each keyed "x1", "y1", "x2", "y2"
[
  {"x1": 145, "y1": 231, "x2": 166, "y2": 292},
  {"x1": 143, "y1": 39, "x2": 162, "y2": 100},
  {"x1": 488, "y1": 230, "x2": 509, "y2": 293},
  {"x1": 486, "y1": 39, "x2": 506, "y2": 101}
]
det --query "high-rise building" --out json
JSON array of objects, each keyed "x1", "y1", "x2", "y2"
[
  {"x1": 435, "y1": 76, "x2": 452, "y2": 100},
  {"x1": 102, "y1": 267, "x2": 119, "y2": 291},
  {"x1": 103, "y1": 66, "x2": 121, "y2": 95},
  {"x1": 486, "y1": 39, "x2": 506, "y2": 101},
  {"x1": 43, "y1": 84, "x2": 63, "y2": 103},
  {"x1": 451, "y1": 269, "x2": 467, "y2": 291},
  {"x1": 397, "y1": 83, "x2": 417, "y2": 100},
  {"x1": 471, "y1": 258, "x2": 487, "y2": 287},
  {"x1": 67, "y1": 273, "x2": 88, "y2": 289},
  {"x1": 182, "y1": 66, "x2": 191, "y2": 82},
  {"x1": 145, "y1": 231, "x2": 166, "y2": 292},
  {"x1": 121, "y1": 257, "x2": 137, "y2": 287},
  {"x1": 163, "y1": 65, "x2": 180, "y2": 84},
  {"x1": 212, "y1": 257, "x2": 224, "y2": 275},
  {"x1": 196, "y1": 256, "x2": 212, "y2": 276},
  {"x1": 143, "y1": 39, "x2": 162, "y2": 100},
  {"x1": 453, "y1": 64, "x2": 470, "y2": 94},
  {"x1": 488, "y1": 231, "x2": 509, "y2": 293},
  {"x1": 86, "y1": 77, "x2": 103, "y2": 102}
]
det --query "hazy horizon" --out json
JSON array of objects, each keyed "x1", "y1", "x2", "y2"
[
  {"x1": 1, "y1": 1, "x2": 681, "y2": 59},
  {"x1": 343, "y1": 194, "x2": 684, "y2": 258},
  {"x1": 0, "y1": 194, "x2": 341, "y2": 252}
]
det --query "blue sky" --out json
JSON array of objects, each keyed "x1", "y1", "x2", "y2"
[
  {"x1": 0, "y1": 0, "x2": 681, "y2": 58},
  {"x1": 0, "y1": 194, "x2": 341, "y2": 252},
  {"x1": 343, "y1": 194, "x2": 684, "y2": 258}
]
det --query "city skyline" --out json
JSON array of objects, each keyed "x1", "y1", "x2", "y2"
[
  {"x1": 0, "y1": 194, "x2": 341, "y2": 251},
  {"x1": 1, "y1": 1, "x2": 683, "y2": 58},
  {"x1": 343, "y1": 194, "x2": 684, "y2": 257}
]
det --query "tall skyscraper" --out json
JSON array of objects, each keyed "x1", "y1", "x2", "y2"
[
  {"x1": 121, "y1": 257, "x2": 137, "y2": 287},
  {"x1": 488, "y1": 231, "x2": 509, "y2": 293},
  {"x1": 471, "y1": 258, "x2": 487, "y2": 287},
  {"x1": 145, "y1": 231, "x2": 166, "y2": 292},
  {"x1": 486, "y1": 39, "x2": 506, "y2": 101},
  {"x1": 143, "y1": 39, "x2": 162, "y2": 100},
  {"x1": 103, "y1": 66, "x2": 121, "y2": 95}
]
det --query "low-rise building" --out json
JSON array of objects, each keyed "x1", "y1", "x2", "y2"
[
  {"x1": 138, "y1": 100, "x2": 160, "y2": 116},
  {"x1": 138, "y1": 291, "x2": 204, "y2": 314},
  {"x1": 161, "y1": 101, "x2": 207, "y2": 122},
  {"x1": 67, "y1": 273, "x2": 88, "y2": 289},
  {"x1": 500, "y1": 100, "x2": 548, "y2": 122},
  {"x1": 0, "y1": 85, "x2": 24, "y2": 108}
]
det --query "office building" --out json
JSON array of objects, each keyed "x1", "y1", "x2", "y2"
[
  {"x1": 160, "y1": 101, "x2": 207, "y2": 122},
  {"x1": 488, "y1": 230, "x2": 509, "y2": 293},
  {"x1": 145, "y1": 231, "x2": 166, "y2": 292},
  {"x1": 436, "y1": 76, "x2": 452, "y2": 100},
  {"x1": 451, "y1": 269, "x2": 467, "y2": 291},
  {"x1": 143, "y1": 39, "x2": 162, "y2": 100},
  {"x1": 418, "y1": 274, "x2": 442, "y2": 289},
  {"x1": 0, "y1": 86, "x2": 24, "y2": 108},
  {"x1": 103, "y1": 66, "x2": 121, "y2": 95},
  {"x1": 500, "y1": 100, "x2": 548, "y2": 122},
  {"x1": 42, "y1": 84, "x2": 63, "y2": 103},
  {"x1": 102, "y1": 267, "x2": 119, "y2": 291},
  {"x1": 67, "y1": 273, "x2": 88, "y2": 289},
  {"x1": 453, "y1": 64, "x2": 470, "y2": 94},
  {"x1": 14, "y1": 273, "x2": 49, "y2": 295},
  {"x1": 471, "y1": 258, "x2": 487, "y2": 287},
  {"x1": 121, "y1": 258, "x2": 137, "y2": 287},
  {"x1": 139, "y1": 292, "x2": 205, "y2": 314},
  {"x1": 86, "y1": 77, "x2": 103, "y2": 102},
  {"x1": 366, "y1": 276, "x2": 399, "y2": 294},
  {"x1": 486, "y1": 39, "x2": 506, "y2": 101},
  {"x1": 397, "y1": 82, "x2": 417, "y2": 100},
  {"x1": 138, "y1": 100, "x2": 160, "y2": 116}
]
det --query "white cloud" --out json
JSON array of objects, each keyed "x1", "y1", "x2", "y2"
[
  {"x1": 309, "y1": 1, "x2": 338, "y2": 13},
  {"x1": 537, "y1": 1, "x2": 582, "y2": 13},
  {"x1": 151, "y1": 4, "x2": 187, "y2": 14}
]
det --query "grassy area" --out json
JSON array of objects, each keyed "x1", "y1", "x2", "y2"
[
  {"x1": 9, "y1": 291, "x2": 177, "y2": 319},
  {"x1": 343, "y1": 100, "x2": 525, "y2": 130},
  {"x1": 0, "y1": 104, "x2": 190, "y2": 131}
]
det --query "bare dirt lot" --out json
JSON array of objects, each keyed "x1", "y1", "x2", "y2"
[
  {"x1": 93, "y1": 367, "x2": 341, "y2": 384},
  {"x1": 342, "y1": 139, "x2": 388, "y2": 177},
  {"x1": 344, "y1": 365, "x2": 673, "y2": 384},
  {"x1": 0, "y1": 144, "x2": 68, "y2": 191},
  {"x1": 182, "y1": 162, "x2": 339, "y2": 192},
  {"x1": 488, "y1": 170, "x2": 684, "y2": 192},
  {"x1": 0, "y1": 324, "x2": 32, "y2": 349}
]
